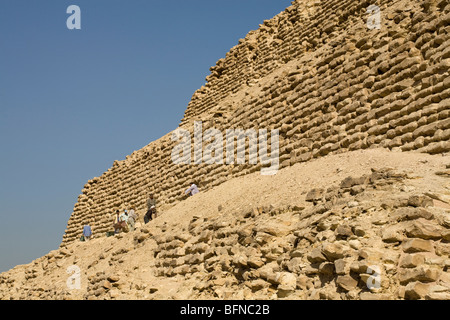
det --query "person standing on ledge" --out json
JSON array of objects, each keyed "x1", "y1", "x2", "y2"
[
  {"x1": 145, "y1": 194, "x2": 157, "y2": 223},
  {"x1": 128, "y1": 207, "x2": 137, "y2": 231},
  {"x1": 185, "y1": 182, "x2": 199, "y2": 197},
  {"x1": 113, "y1": 210, "x2": 122, "y2": 234},
  {"x1": 83, "y1": 223, "x2": 92, "y2": 241}
]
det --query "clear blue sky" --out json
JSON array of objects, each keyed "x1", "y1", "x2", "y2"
[{"x1": 0, "y1": 0, "x2": 292, "y2": 273}]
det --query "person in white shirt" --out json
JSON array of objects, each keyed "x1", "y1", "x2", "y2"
[
  {"x1": 185, "y1": 183, "x2": 199, "y2": 197},
  {"x1": 128, "y1": 208, "x2": 137, "y2": 231}
]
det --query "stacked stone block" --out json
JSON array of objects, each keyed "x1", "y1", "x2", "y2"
[
  {"x1": 2, "y1": 167, "x2": 449, "y2": 300},
  {"x1": 144, "y1": 169, "x2": 450, "y2": 300},
  {"x1": 61, "y1": 0, "x2": 449, "y2": 246}
]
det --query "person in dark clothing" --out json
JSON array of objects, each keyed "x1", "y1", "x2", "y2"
[
  {"x1": 145, "y1": 194, "x2": 157, "y2": 223},
  {"x1": 113, "y1": 210, "x2": 125, "y2": 234}
]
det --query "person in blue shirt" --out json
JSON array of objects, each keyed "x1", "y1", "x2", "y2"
[{"x1": 83, "y1": 224, "x2": 92, "y2": 241}]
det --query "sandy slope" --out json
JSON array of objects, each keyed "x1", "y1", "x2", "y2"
[{"x1": 0, "y1": 148, "x2": 448, "y2": 300}]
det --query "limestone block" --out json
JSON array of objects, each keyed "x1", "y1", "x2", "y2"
[
  {"x1": 307, "y1": 247, "x2": 327, "y2": 264},
  {"x1": 399, "y1": 254, "x2": 426, "y2": 268},
  {"x1": 398, "y1": 266, "x2": 441, "y2": 285},
  {"x1": 336, "y1": 275, "x2": 358, "y2": 292},
  {"x1": 390, "y1": 207, "x2": 434, "y2": 221},
  {"x1": 322, "y1": 243, "x2": 348, "y2": 261},
  {"x1": 406, "y1": 219, "x2": 446, "y2": 240},
  {"x1": 402, "y1": 238, "x2": 434, "y2": 253}
]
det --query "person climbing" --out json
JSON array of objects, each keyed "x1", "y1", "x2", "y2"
[
  {"x1": 128, "y1": 207, "x2": 137, "y2": 231},
  {"x1": 82, "y1": 223, "x2": 92, "y2": 241},
  {"x1": 145, "y1": 194, "x2": 157, "y2": 224},
  {"x1": 113, "y1": 210, "x2": 125, "y2": 234},
  {"x1": 119, "y1": 210, "x2": 129, "y2": 232},
  {"x1": 184, "y1": 182, "x2": 199, "y2": 197}
]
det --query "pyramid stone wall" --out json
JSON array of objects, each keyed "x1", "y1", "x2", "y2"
[{"x1": 61, "y1": 0, "x2": 450, "y2": 246}]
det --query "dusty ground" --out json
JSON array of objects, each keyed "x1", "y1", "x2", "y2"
[{"x1": 0, "y1": 148, "x2": 449, "y2": 300}]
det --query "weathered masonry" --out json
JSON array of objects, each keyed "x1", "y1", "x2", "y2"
[{"x1": 61, "y1": 0, "x2": 449, "y2": 246}]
